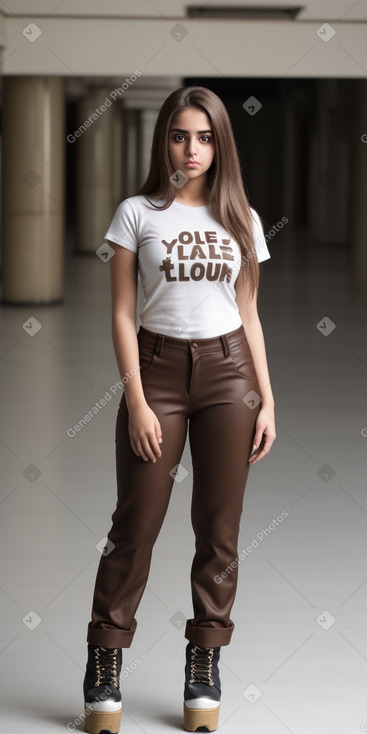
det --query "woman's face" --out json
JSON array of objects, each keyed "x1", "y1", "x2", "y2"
[{"x1": 168, "y1": 107, "x2": 215, "y2": 182}]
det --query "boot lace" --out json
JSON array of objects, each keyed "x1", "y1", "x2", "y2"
[
  {"x1": 189, "y1": 645, "x2": 214, "y2": 686},
  {"x1": 94, "y1": 646, "x2": 119, "y2": 687}
]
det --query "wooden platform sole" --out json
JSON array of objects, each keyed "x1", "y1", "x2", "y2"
[
  {"x1": 183, "y1": 703, "x2": 220, "y2": 732},
  {"x1": 84, "y1": 707, "x2": 122, "y2": 734}
]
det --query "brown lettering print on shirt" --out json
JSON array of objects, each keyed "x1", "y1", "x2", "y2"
[{"x1": 160, "y1": 230, "x2": 235, "y2": 283}]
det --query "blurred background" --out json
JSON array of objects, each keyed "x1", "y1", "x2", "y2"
[{"x1": 0, "y1": 2, "x2": 367, "y2": 733}]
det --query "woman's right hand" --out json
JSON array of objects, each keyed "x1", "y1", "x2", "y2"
[{"x1": 128, "y1": 402, "x2": 163, "y2": 462}]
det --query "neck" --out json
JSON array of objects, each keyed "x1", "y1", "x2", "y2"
[{"x1": 175, "y1": 178, "x2": 209, "y2": 206}]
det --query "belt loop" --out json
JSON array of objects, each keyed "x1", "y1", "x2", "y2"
[
  {"x1": 220, "y1": 333, "x2": 230, "y2": 358},
  {"x1": 155, "y1": 333, "x2": 165, "y2": 356}
]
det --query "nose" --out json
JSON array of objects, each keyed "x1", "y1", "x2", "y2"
[{"x1": 186, "y1": 137, "x2": 198, "y2": 157}]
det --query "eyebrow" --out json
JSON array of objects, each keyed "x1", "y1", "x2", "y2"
[{"x1": 169, "y1": 128, "x2": 213, "y2": 134}]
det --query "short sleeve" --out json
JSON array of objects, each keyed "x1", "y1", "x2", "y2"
[
  {"x1": 250, "y1": 208, "x2": 271, "y2": 263},
  {"x1": 104, "y1": 198, "x2": 138, "y2": 253}
]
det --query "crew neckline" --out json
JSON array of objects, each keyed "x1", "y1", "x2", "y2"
[{"x1": 171, "y1": 200, "x2": 208, "y2": 210}]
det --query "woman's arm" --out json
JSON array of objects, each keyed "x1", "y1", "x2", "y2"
[
  {"x1": 235, "y1": 275, "x2": 276, "y2": 463},
  {"x1": 109, "y1": 241, "x2": 163, "y2": 462},
  {"x1": 109, "y1": 241, "x2": 146, "y2": 410}
]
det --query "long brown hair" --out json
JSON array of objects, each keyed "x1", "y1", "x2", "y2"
[{"x1": 136, "y1": 86, "x2": 261, "y2": 300}]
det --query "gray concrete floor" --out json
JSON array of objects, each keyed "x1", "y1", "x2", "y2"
[{"x1": 1, "y1": 221, "x2": 367, "y2": 734}]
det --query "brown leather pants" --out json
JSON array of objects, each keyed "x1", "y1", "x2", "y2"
[{"x1": 87, "y1": 323, "x2": 261, "y2": 649}]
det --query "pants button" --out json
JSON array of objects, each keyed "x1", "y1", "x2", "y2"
[{"x1": 192, "y1": 342, "x2": 198, "y2": 347}]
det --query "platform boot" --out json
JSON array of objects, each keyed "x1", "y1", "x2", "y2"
[
  {"x1": 183, "y1": 642, "x2": 221, "y2": 732},
  {"x1": 83, "y1": 644, "x2": 122, "y2": 734}
]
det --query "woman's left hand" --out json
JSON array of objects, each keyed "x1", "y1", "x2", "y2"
[{"x1": 248, "y1": 404, "x2": 276, "y2": 464}]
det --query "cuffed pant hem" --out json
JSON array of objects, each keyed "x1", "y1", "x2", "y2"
[
  {"x1": 184, "y1": 620, "x2": 234, "y2": 648},
  {"x1": 87, "y1": 620, "x2": 136, "y2": 648}
]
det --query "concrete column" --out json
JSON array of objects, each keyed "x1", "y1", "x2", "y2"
[
  {"x1": 120, "y1": 106, "x2": 159, "y2": 198},
  {"x1": 112, "y1": 105, "x2": 124, "y2": 209},
  {"x1": 121, "y1": 107, "x2": 140, "y2": 199},
  {"x1": 349, "y1": 80, "x2": 367, "y2": 289},
  {"x1": 121, "y1": 80, "x2": 182, "y2": 197},
  {"x1": 137, "y1": 108, "x2": 159, "y2": 188},
  {"x1": 75, "y1": 88, "x2": 116, "y2": 253},
  {"x1": 1, "y1": 76, "x2": 65, "y2": 304}
]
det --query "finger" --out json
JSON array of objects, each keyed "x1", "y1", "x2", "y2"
[
  {"x1": 250, "y1": 444, "x2": 270, "y2": 463},
  {"x1": 250, "y1": 435, "x2": 262, "y2": 455},
  {"x1": 248, "y1": 441, "x2": 265, "y2": 463},
  {"x1": 249, "y1": 452, "x2": 262, "y2": 464},
  {"x1": 140, "y1": 434, "x2": 161, "y2": 462},
  {"x1": 155, "y1": 423, "x2": 163, "y2": 447},
  {"x1": 149, "y1": 431, "x2": 162, "y2": 460},
  {"x1": 139, "y1": 438, "x2": 156, "y2": 462},
  {"x1": 129, "y1": 436, "x2": 140, "y2": 458},
  {"x1": 134, "y1": 437, "x2": 150, "y2": 461},
  {"x1": 252, "y1": 430, "x2": 264, "y2": 452}
]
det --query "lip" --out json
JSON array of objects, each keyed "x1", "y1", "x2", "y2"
[{"x1": 184, "y1": 161, "x2": 200, "y2": 167}]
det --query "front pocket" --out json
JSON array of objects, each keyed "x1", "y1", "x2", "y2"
[
  {"x1": 138, "y1": 343, "x2": 156, "y2": 373},
  {"x1": 229, "y1": 341, "x2": 257, "y2": 379}
]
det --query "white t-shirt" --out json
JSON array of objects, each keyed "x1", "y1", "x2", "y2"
[{"x1": 104, "y1": 195, "x2": 271, "y2": 339}]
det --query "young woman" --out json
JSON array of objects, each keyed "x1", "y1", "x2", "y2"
[{"x1": 83, "y1": 86, "x2": 276, "y2": 734}]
